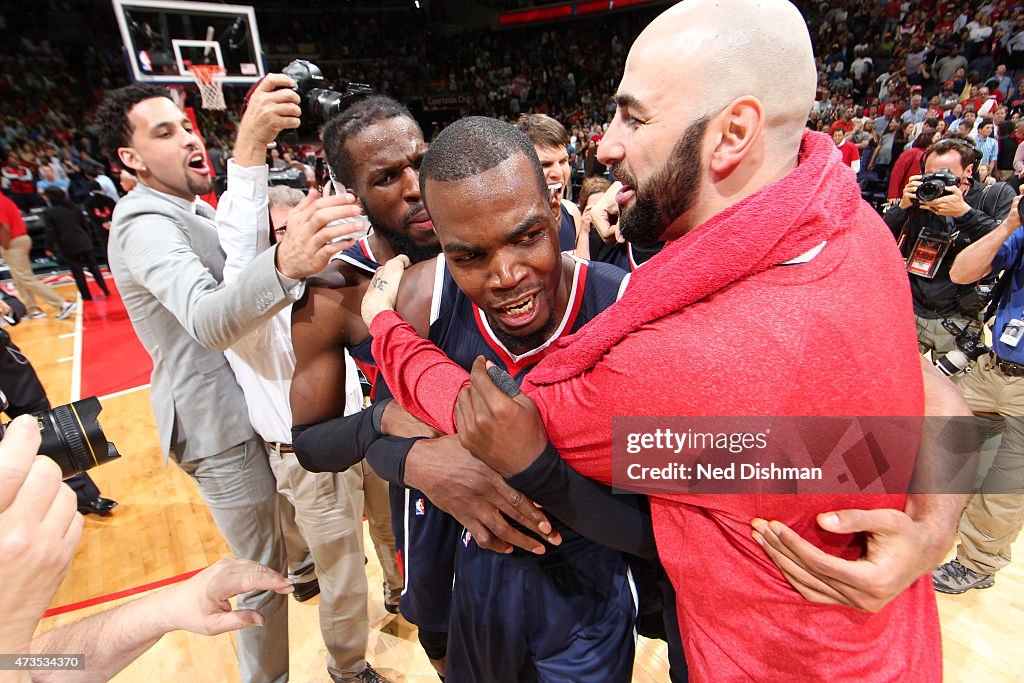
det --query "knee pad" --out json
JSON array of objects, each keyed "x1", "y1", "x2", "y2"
[{"x1": 417, "y1": 628, "x2": 448, "y2": 661}]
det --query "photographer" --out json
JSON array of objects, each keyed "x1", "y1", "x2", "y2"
[
  {"x1": 0, "y1": 296, "x2": 117, "y2": 516},
  {"x1": 0, "y1": 414, "x2": 294, "y2": 683},
  {"x1": 883, "y1": 137, "x2": 1016, "y2": 355},
  {"x1": 932, "y1": 193, "x2": 1024, "y2": 594},
  {"x1": 96, "y1": 75, "x2": 365, "y2": 683},
  {"x1": 219, "y1": 79, "x2": 401, "y2": 682}
]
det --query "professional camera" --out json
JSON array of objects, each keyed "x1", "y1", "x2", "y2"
[
  {"x1": 934, "y1": 318, "x2": 991, "y2": 377},
  {"x1": 267, "y1": 168, "x2": 308, "y2": 189},
  {"x1": 280, "y1": 60, "x2": 373, "y2": 144},
  {"x1": 916, "y1": 169, "x2": 959, "y2": 203},
  {"x1": 0, "y1": 392, "x2": 121, "y2": 479}
]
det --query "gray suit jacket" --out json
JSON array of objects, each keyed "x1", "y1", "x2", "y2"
[{"x1": 108, "y1": 183, "x2": 299, "y2": 463}]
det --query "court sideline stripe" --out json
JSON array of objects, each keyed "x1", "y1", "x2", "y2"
[
  {"x1": 42, "y1": 568, "x2": 205, "y2": 618},
  {"x1": 70, "y1": 295, "x2": 83, "y2": 402},
  {"x1": 97, "y1": 383, "x2": 150, "y2": 402}
]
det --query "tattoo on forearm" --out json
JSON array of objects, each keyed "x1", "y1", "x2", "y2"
[{"x1": 371, "y1": 276, "x2": 388, "y2": 291}]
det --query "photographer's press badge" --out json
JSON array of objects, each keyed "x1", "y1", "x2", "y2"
[
  {"x1": 907, "y1": 235, "x2": 951, "y2": 278},
  {"x1": 1000, "y1": 318, "x2": 1024, "y2": 348}
]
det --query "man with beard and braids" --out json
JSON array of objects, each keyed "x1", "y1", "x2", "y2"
[
  {"x1": 362, "y1": 0, "x2": 969, "y2": 679},
  {"x1": 289, "y1": 95, "x2": 445, "y2": 682}
]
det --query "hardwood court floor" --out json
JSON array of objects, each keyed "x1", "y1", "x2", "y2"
[{"x1": 9, "y1": 281, "x2": 1024, "y2": 682}]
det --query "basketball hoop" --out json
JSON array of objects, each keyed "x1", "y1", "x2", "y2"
[{"x1": 187, "y1": 64, "x2": 227, "y2": 110}]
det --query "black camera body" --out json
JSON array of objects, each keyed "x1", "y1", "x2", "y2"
[
  {"x1": 916, "y1": 169, "x2": 959, "y2": 203},
  {"x1": 280, "y1": 60, "x2": 373, "y2": 145},
  {"x1": 267, "y1": 168, "x2": 308, "y2": 189},
  {"x1": 0, "y1": 395, "x2": 121, "y2": 479},
  {"x1": 934, "y1": 319, "x2": 991, "y2": 376}
]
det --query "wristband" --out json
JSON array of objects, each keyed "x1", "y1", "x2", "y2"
[{"x1": 371, "y1": 397, "x2": 392, "y2": 435}]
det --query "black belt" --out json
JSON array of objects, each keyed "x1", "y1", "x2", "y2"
[
  {"x1": 267, "y1": 442, "x2": 295, "y2": 454},
  {"x1": 992, "y1": 353, "x2": 1024, "y2": 377}
]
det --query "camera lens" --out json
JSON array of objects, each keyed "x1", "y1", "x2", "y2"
[
  {"x1": 916, "y1": 180, "x2": 946, "y2": 203},
  {"x1": 308, "y1": 88, "x2": 348, "y2": 123},
  {"x1": 934, "y1": 349, "x2": 970, "y2": 377},
  {"x1": 34, "y1": 397, "x2": 121, "y2": 479}
]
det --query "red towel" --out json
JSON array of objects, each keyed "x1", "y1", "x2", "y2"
[{"x1": 529, "y1": 130, "x2": 860, "y2": 386}]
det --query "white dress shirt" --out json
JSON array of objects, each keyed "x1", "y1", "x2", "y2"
[{"x1": 219, "y1": 160, "x2": 363, "y2": 444}]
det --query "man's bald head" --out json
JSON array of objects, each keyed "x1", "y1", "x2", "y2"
[
  {"x1": 630, "y1": 0, "x2": 816, "y2": 148},
  {"x1": 598, "y1": 0, "x2": 819, "y2": 240}
]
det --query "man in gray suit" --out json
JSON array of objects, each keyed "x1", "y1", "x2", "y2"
[{"x1": 96, "y1": 76, "x2": 363, "y2": 683}]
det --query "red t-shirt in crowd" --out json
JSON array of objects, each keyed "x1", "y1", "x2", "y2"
[
  {"x1": 829, "y1": 119, "x2": 854, "y2": 135},
  {"x1": 837, "y1": 139, "x2": 861, "y2": 167},
  {"x1": 0, "y1": 192, "x2": 27, "y2": 238},
  {"x1": 1, "y1": 162, "x2": 34, "y2": 195}
]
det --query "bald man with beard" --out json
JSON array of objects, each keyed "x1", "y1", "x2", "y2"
[{"x1": 364, "y1": 0, "x2": 955, "y2": 679}]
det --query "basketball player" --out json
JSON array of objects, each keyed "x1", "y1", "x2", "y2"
[
  {"x1": 326, "y1": 117, "x2": 646, "y2": 682},
  {"x1": 289, "y1": 95, "x2": 452, "y2": 679}
]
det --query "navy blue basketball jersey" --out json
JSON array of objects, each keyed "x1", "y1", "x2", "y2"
[
  {"x1": 594, "y1": 239, "x2": 664, "y2": 272},
  {"x1": 335, "y1": 236, "x2": 380, "y2": 369},
  {"x1": 427, "y1": 254, "x2": 627, "y2": 380},
  {"x1": 334, "y1": 235, "x2": 381, "y2": 277},
  {"x1": 558, "y1": 203, "x2": 577, "y2": 253},
  {"x1": 428, "y1": 255, "x2": 635, "y2": 680}
]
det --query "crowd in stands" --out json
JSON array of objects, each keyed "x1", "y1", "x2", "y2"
[
  {"x1": 796, "y1": 0, "x2": 1024, "y2": 204},
  {"x1": 7, "y1": 0, "x2": 1024, "y2": 221}
]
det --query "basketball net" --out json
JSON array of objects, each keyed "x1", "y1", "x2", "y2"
[{"x1": 186, "y1": 64, "x2": 227, "y2": 110}]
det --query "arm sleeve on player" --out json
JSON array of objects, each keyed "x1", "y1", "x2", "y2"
[
  {"x1": 506, "y1": 442, "x2": 658, "y2": 558},
  {"x1": 364, "y1": 435, "x2": 427, "y2": 486},
  {"x1": 370, "y1": 310, "x2": 469, "y2": 434},
  {"x1": 292, "y1": 405, "x2": 381, "y2": 473}
]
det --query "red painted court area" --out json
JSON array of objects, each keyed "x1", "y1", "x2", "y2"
[{"x1": 80, "y1": 275, "x2": 152, "y2": 398}]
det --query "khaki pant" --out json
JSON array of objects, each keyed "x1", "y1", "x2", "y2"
[
  {"x1": 916, "y1": 313, "x2": 971, "y2": 356},
  {"x1": 179, "y1": 438, "x2": 289, "y2": 683},
  {"x1": 1, "y1": 234, "x2": 65, "y2": 310},
  {"x1": 268, "y1": 446, "x2": 402, "y2": 679},
  {"x1": 954, "y1": 354, "x2": 1024, "y2": 575},
  {"x1": 361, "y1": 460, "x2": 403, "y2": 608}
]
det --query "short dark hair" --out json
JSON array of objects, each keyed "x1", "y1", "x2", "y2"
[
  {"x1": 515, "y1": 113, "x2": 569, "y2": 150},
  {"x1": 419, "y1": 116, "x2": 547, "y2": 211},
  {"x1": 980, "y1": 117, "x2": 995, "y2": 128},
  {"x1": 925, "y1": 135, "x2": 980, "y2": 171},
  {"x1": 321, "y1": 95, "x2": 418, "y2": 188},
  {"x1": 95, "y1": 83, "x2": 172, "y2": 174},
  {"x1": 913, "y1": 128, "x2": 938, "y2": 150},
  {"x1": 43, "y1": 186, "x2": 71, "y2": 207}
]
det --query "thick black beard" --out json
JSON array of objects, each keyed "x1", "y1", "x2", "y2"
[
  {"x1": 617, "y1": 114, "x2": 709, "y2": 244},
  {"x1": 364, "y1": 203, "x2": 441, "y2": 265}
]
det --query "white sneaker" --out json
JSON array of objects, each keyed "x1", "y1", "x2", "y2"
[
  {"x1": 55, "y1": 301, "x2": 75, "y2": 320},
  {"x1": 26, "y1": 308, "x2": 46, "y2": 319}
]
